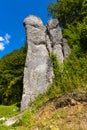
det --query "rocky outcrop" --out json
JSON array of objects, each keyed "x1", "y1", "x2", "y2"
[{"x1": 21, "y1": 15, "x2": 70, "y2": 110}]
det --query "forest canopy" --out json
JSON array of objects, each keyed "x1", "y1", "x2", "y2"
[
  {"x1": 48, "y1": 0, "x2": 87, "y2": 27},
  {"x1": 0, "y1": 44, "x2": 27, "y2": 105}
]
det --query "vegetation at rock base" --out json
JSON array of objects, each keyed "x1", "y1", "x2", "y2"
[{"x1": 1, "y1": 90, "x2": 87, "y2": 130}]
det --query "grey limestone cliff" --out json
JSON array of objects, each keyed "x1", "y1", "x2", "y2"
[{"x1": 21, "y1": 15, "x2": 70, "y2": 110}]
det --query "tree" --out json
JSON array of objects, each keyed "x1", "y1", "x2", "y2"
[
  {"x1": 48, "y1": 0, "x2": 87, "y2": 50},
  {"x1": 48, "y1": 0, "x2": 86, "y2": 27},
  {"x1": 0, "y1": 44, "x2": 27, "y2": 105}
]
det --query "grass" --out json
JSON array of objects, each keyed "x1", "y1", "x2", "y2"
[
  {"x1": 0, "y1": 105, "x2": 19, "y2": 118},
  {"x1": 0, "y1": 89, "x2": 87, "y2": 130},
  {"x1": 12, "y1": 87, "x2": 87, "y2": 130},
  {"x1": 14, "y1": 99, "x2": 87, "y2": 130},
  {"x1": 0, "y1": 124, "x2": 14, "y2": 130},
  {"x1": 0, "y1": 105, "x2": 20, "y2": 130}
]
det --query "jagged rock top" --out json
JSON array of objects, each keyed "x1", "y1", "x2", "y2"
[
  {"x1": 23, "y1": 15, "x2": 44, "y2": 27},
  {"x1": 47, "y1": 19, "x2": 59, "y2": 30}
]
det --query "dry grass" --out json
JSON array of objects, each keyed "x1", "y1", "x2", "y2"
[{"x1": 15, "y1": 98, "x2": 87, "y2": 130}]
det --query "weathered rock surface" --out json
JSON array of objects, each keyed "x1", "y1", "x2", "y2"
[
  {"x1": 47, "y1": 19, "x2": 64, "y2": 62},
  {"x1": 21, "y1": 15, "x2": 70, "y2": 110}
]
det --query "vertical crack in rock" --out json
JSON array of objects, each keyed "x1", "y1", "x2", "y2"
[
  {"x1": 21, "y1": 15, "x2": 70, "y2": 110},
  {"x1": 47, "y1": 19, "x2": 64, "y2": 62}
]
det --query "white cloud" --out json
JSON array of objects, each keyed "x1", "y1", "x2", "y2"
[
  {"x1": 0, "y1": 43, "x2": 5, "y2": 51},
  {"x1": 0, "y1": 36, "x2": 4, "y2": 42},
  {"x1": 4, "y1": 33, "x2": 11, "y2": 44},
  {"x1": 0, "y1": 33, "x2": 11, "y2": 51}
]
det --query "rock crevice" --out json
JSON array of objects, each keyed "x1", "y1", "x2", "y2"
[{"x1": 21, "y1": 15, "x2": 70, "y2": 110}]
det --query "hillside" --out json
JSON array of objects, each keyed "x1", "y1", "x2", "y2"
[
  {"x1": 0, "y1": 89, "x2": 87, "y2": 130},
  {"x1": 14, "y1": 90, "x2": 87, "y2": 130}
]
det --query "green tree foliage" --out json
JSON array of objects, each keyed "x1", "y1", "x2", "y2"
[
  {"x1": 81, "y1": 0, "x2": 87, "y2": 18},
  {"x1": 80, "y1": 17, "x2": 87, "y2": 49},
  {"x1": 0, "y1": 44, "x2": 27, "y2": 105},
  {"x1": 63, "y1": 18, "x2": 87, "y2": 50},
  {"x1": 50, "y1": 52, "x2": 62, "y2": 86},
  {"x1": 48, "y1": 0, "x2": 87, "y2": 50},
  {"x1": 48, "y1": 0, "x2": 87, "y2": 27}
]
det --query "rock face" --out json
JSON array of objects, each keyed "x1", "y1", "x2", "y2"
[{"x1": 21, "y1": 15, "x2": 70, "y2": 110}]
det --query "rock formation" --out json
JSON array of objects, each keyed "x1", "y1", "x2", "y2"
[{"x1": 21, "y1": 15, "x2": 70, "y2": 110}]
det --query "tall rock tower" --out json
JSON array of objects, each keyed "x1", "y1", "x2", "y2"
[{"x1": 21, "y1": 15, "x2": 70, "y2": 110}]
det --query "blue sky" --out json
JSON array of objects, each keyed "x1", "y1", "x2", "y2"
[{"x1": 0, "y1": 0, "x2": 56, "y2": 58}]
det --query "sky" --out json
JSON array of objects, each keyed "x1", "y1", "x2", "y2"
[{"x1": 0, "y1": 0, "x2": 56, "y2": 58}]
